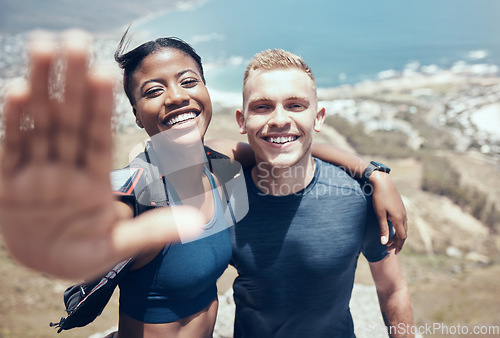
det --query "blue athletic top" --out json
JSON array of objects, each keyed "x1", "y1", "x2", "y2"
[
  {"x1": 230, "y1": 158, "x2": 392, "y2": 337},
  {"x1": 114, "y1": 144, "x2": 232, "y2": 323}
]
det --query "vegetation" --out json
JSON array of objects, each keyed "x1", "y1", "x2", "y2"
[
  {"x1": 420, "y1": 154, "x2": 499, "y2": 233},
  {"x1": 324, "y1": 115, "x2": 415, "y2": 158},
  {"x1": 396, "y1": 109, "x2": 456, "y2": 151},
  {"x1": 324, "y1": 112, "x2": 498, "y2": 234}
]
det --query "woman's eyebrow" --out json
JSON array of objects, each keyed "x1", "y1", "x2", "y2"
[
  {"x1": 177, "y1": 69, "x2": 199, "y2": 78},
  {"x1": 140, "y1": 79, "x2": 162, "y2": 92}
]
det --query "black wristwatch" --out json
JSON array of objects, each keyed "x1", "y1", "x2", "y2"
[{"x1": 361, "y1": 161, "x2": 391, "y2": 186}]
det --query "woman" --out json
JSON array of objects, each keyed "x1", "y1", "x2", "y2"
[
  {"x1": 0, "y1": 30, "x2": 406, "y2": 337},
  {"x1": 109, "y1": 34, "x2": 235, "y2": 338}
]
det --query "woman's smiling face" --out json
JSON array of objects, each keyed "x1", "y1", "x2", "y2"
[{"x1": 130, "y1": 47, "x2": 212, "y2": 143}]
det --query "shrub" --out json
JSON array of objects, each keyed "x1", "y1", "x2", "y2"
[
  {"x1": 421, "y1": 155, "x2": 497, "y2": 232},
  {"x1": 324, "y1": 115, "x2": 414, "y2": 158},
  {"x1": 421, "y1": 155, "x2": 460, "y2": 196}
]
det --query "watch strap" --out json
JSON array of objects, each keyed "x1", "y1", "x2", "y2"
[{"x1": 361, "y1": 161, "x2": 391, "y2": 186}]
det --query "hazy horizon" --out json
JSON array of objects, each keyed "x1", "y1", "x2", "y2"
[{"x1": 0, "y1": 0, "x2": 205, "y2": 35}]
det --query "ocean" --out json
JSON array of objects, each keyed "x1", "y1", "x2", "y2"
[
  {"x1": 130, "y1": 0, "x2": 500, "y2": 92},
  {"x1": 0, "y1": 0, "x2": 499, "y2": 138}
]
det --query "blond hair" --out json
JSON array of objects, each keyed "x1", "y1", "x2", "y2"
[{"x1": 243, "y1": 49, "x2": 316, "y2": 86}]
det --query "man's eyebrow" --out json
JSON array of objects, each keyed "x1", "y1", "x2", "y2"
[
  {"x1": 285, "y1": 96, "x2": 309, "y2": 102},
  {"x1": 251, "y1": 96, "x2": 308, "y2": 101},
  {"x1": 248, "y1": 97, "x2": 272, "y2": 103},
  {"x1": 247, "y1": 96, "x2": 310, "y2": 105}
]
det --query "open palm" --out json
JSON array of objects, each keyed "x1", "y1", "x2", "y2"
[{"x1": 0, "y1": 31, "x2": 201, "y2": 280}]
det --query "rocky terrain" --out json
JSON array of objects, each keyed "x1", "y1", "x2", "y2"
[{"x1": 0, "y1": 33, "x2": 499, "y2": 337}]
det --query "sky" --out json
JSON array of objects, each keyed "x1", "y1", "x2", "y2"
[{"x1": 0, "y1": 0, "x2": 206, "y2": 35}]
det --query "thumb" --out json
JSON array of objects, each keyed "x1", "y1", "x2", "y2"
[
  {"x1": 375, "y1": 209, "x2": 390, "y2": 245},
  {"x1": 111, "y1": 206, "x2": 204, "y2": 259}
]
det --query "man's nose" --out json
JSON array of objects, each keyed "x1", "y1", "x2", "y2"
[{"x1": 269, "y1": 105, "x2": 289, "y2": 127}]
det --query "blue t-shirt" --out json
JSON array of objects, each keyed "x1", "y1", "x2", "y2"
[
  {"x1": 230, "y1": 158, "x2": 391, "y2": 338},
  {"x1": 115, "y1": 144, "x2": 233, "y2": 323}
]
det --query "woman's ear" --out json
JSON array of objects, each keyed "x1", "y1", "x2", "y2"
[
  {"x1": 133, "y1": 107, "x2": 144, "y2": 128},
  {"x1": 313, "y1": 107, "x2": 326, "y2": 132},
  {"x1": 236, "y1": 109, "x2": 247, "y2": 134}
]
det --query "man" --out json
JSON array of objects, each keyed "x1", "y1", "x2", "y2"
[{"x1": 229, "y1": 49, "x2": 413, "y2": 337}]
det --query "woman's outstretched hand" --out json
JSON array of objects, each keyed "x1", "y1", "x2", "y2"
[
  {"x1": 369, "y1": 171, "x2": 408, "y2": 254},
  {"x1": 0, "y1": 30, "x2": 202, "y2": 280}
]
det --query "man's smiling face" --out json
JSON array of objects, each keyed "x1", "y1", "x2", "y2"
[{"x1": 237, "y1": 68, "x2": 325, "y2": 168}]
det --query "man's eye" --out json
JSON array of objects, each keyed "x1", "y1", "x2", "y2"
[
  {"x1": 288, "y1": 103, "x2": 306, "y2": 111},
  {"x1": 252, "y1": 105, "x2": 270, "y2": 112}
]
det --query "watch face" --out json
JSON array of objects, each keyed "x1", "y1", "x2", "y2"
[{"x1": 371, "y1": 161, "x2": 391, "y2": 173}]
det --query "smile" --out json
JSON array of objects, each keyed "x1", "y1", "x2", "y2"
[
  {"x1": 164, "y1": 112, "x2": 200, "y2": 126},
  {"x1": 263, "y1": 135, "x2": 299, "y2": 144}
]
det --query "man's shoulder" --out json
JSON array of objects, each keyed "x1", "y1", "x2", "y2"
[
  {"x1": 313, "y1": 158, "x2": 366, "y2": 199},
  {"x1": 314, "y1": 158, "x2": 358, "y2": 183}
]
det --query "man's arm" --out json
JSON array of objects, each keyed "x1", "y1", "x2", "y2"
[
  {"x1": 369, "y1": 252, "x2": 414, "y2": 338},
  {"x1": 0, "y1": 30, "x2": 202, "y2": 281}
]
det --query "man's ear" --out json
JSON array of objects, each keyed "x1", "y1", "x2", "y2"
[
  {"x1": 236, "y1": 109, "x2": 247, "y2": 134},
  {"x1": 133, "y1": 107, "x2": 144, "y2": 129},
  {"x1": 313, "y1": 107, "x2": 326, "y2": 132}
]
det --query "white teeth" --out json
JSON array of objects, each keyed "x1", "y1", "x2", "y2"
[
  {"x1": 266, "y1": 136, "x2": 298, "y2": 144},
  {"x1": 166, "y1": 112, "x2": 198, "y2": 126}
]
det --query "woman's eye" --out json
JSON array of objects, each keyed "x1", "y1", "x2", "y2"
[
  {"x1": 181, "y1": 79, "x2": 199, "y2": 87},
  {"x1": 145, "y1": 88, "x2": 163, "y2": 97}
]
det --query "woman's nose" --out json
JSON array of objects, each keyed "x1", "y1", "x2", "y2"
[{"x1": 165, "y1": 86, "x2": 189, "y2": 106}]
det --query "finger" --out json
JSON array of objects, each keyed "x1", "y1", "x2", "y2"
[
  {"x1": 386, "y1": 237, "x2": 397, "y2": 252},
  {"x1": 376, "y1": 210, "x2": 390, "y2": 245},
  {"x1": 2, "y1": 84, "x2": 30, "y2": 175},
  {"x1": 393, "y1": 215, "x2": 407, "y2": 255},
  {"x1": 395, "y1": 240, "x2": 403, "y2": 255},
  {"x1": 111, "y1": 206, "x2": 204, "y2": 260},
  {"x1": 84, "y1": 65, "x2": 115, "y2": 179},
  {"x1": 397, "y1": 199, "x2": 408, "y2": 238},
  {"x1": 57, "y1": 30, "x2": 92, "y2": 164},
  {"x1": 396, "y1": 234, "x2": 406, "y2": 255},
  {"x1": 402, "y1": 212, "x2": 408, "y2": 236},
  {"x1": 27, "y1": 32, "x2": 57, "y2": 163},
  {"x1": 392, "y1": 211, "x2": 408, "y2": 238},
  {"x1": 387, "y1": 231, "x2": 405, "y2": 255},
  {"x1": 400, "y1": 213, "x2": 408, "y2": 254}
]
